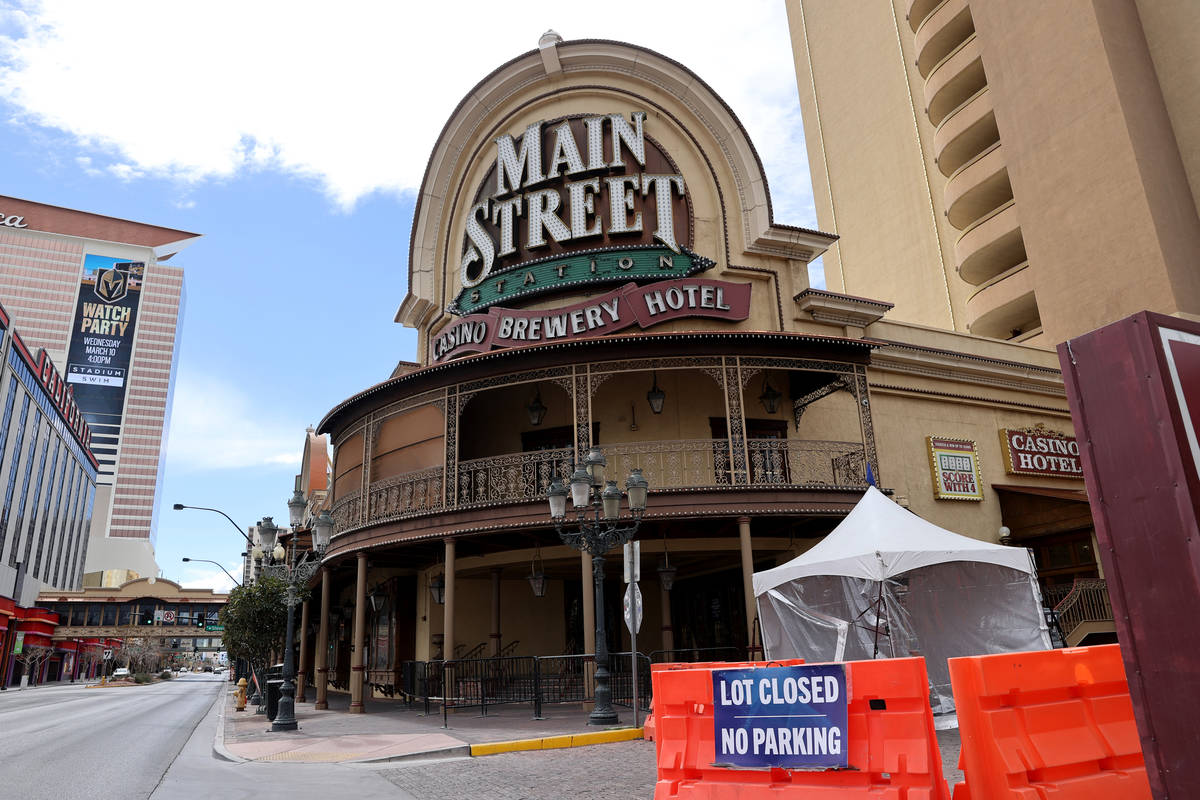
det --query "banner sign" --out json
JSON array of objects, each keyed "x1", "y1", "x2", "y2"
[
  {"x1": 999, "y1": 425, "x2": 1083, "y2": 478},
  {"x1": 712, "y1": 664, "x2": 848, "y2": 769},
  {"x1": 927, "y1": 436, "x2": 984, "y2": 501},
  {"x1": 433, "y1": 278, "x2": 750, "y2": 363},
  {"x1": 451, "y1": 246, "x2": 713, "y2": 316},
  {"x1": 65, "y1": 255, "x2": 144, "y2": 465}
]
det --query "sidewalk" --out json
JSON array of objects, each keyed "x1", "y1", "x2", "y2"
[{"x1": 215, "y1": 685, "x2": 642, "y2": 764}]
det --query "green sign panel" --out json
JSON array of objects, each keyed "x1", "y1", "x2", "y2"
[
  {"x1": 450, "y1": 246, "x2": 714, "y2": 316},
  {"x1": 205, "y1": 624, "x2": 224, "y2": 632}
]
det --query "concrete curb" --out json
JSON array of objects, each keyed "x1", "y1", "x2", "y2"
[
  {"x1": 352, "y1": 744, "x2": 473, "y2": 764},
  {"x1": 212, "y1": 692, "x2": 247, "y2": 763},
  {"x1": 470, "y1": 727, "x2": 644, "y2": 756}
]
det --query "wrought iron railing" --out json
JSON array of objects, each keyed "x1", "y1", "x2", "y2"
[
  {"x1": 396, "y1": 648, "x2": 745, "y2": 723},
  {"x1": 1053, "y1": 578, "x2": 1113, "y2": 642},
  {"x1": 456, "y1": 447, "x2": 573, "y2": 507},
  {"x1": 337, "y1": 439, "x2": 869, "y2": 533},
  {"x1": 367, "y1": 466, "x2": 443, "y2": 520}
]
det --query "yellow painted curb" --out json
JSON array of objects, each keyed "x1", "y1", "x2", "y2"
[{"x1": 470, "y1": 727, "x2": 643, "y2": 756}]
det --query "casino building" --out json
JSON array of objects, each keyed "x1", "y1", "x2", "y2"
[
  {"x1": 304, "y1": 35, "x2": 1100, "y2": 710},
  {"x1": 0, "y1": 196, "x2": 199, "y2": 586}
]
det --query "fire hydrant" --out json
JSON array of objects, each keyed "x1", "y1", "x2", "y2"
[{"x1": 235, "y1": 678, "x2": 248, "y2": 712}]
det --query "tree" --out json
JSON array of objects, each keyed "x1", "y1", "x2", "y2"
[
  {"x1": 122, "y1": 637, "x2": 159, "y2": 673},
  {"x1": 18, "y1": 645, "x2": 52, "y2": 686},
  {"x1": 219, "y1": 575, "x2": 292, "y2": 679}
]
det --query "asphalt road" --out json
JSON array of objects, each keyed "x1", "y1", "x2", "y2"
[{"x1": 0, "y1": 672, "x2": 224, "y2": 800}]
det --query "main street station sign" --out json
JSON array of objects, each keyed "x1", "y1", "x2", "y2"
[
  {"x1": 451, "y1": 111, "x2": 698, "y2": 316},
  {"x1": 999, "y1": 424, "x2": 1083, "y2": 478}
]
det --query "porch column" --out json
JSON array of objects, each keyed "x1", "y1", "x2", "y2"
[
  {"x1": 490, "y1": 568, "x2": 502, "y2": 656},
  {"x1": 581, "y1": 551, "x2": 595, "y2": 654},
  {"x1": 738, "y1": 516, "x2": 758, "y2": 654},
  {"x1": 296, "y1": 598, "x2": 310, "y2": 703},
  {"x1": 660, "y1": 580, "x2": 675, "y2": 653},
  {"x1": 350, "y1": 551, "x2": 367, "y2": 713},
  {"x1": 443, "y1": 539, "x2": 457, "y2": 660},
  {"x1": 314, "y1": 567, "x2": 330, "y2": 709}
]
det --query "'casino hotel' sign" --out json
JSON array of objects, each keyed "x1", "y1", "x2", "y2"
[{"x1": 998, "y1": 425, "x2": 1082, "y2": 478}]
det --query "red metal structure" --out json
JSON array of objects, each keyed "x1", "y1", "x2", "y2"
[{"x1": 1059, "y1": 311, "x2": 1200, "y2": 799}]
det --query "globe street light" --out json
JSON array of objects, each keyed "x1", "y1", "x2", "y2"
[
  {"x1": 547, "y1": 447, "x2": 649, "y2": 725},
  {"x1": 264, "y1": 508, "x2": 333, "y2": 732}
]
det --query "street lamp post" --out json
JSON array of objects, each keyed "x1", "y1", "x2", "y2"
[
  {"x1": 263, "y1": 507, "x2": 333, "y2": 732},
  {"x1": 547, "y1": 446, "x2": 649, "y2": 726}
]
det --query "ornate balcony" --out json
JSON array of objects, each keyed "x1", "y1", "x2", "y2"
[{"x1": 334, "y1": 437, "x2": 868, "y2": 534}]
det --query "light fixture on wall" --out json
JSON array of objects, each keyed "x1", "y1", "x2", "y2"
[
  {"x1": 758, "y1": 374, "x2": 782, "y2": 414},
  {"x1": 646, "y1": 371, "x2": 665, "y2": 415},
  {"x1": 429, "y1": 573, "x2": 445, "y2": 605},
  {"x1": 658, "y1": 536, "x2": 677, "y2": 592},
  {"x1": 527, "y1": 385, "x2": 548, "y2": 426},
  {"x1": 528, "y1": 546, "x2": 547, "y2": 598}
]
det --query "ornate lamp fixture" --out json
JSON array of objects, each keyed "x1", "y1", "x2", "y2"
[
  {"x1": 528, "y1": 546, "x2": 547, "y2": 598},
  {"x1": 527, "y1": 386, "x2": 548, "y2": 426},
  {"x1": 758, "y1": 375, "x2": 782, "y2": 414},
  {"x1": 646, "y1": 372, "x2": 666, "y2": 415},
  {"x1": 429, "y1": 573, "x2": 446, "y2": 605},
  {"x1": 547, "y1": 453, "x2": 649, "y2": 726},
  {"x1": 658, "y1": 531, "x2": 677, "y2": 591}
]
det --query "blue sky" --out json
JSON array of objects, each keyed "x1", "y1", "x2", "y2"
[{"x1": 0, "y1": 1, "x2": 820, "y2": 591}]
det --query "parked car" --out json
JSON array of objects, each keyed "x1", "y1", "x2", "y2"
[{"x1": 112, "y1": 667, "x2": 130, "y2": 678}]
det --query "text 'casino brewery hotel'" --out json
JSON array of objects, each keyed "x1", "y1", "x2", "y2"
[{"x1": 0, "y1": 196, "x2": 197, "y2": 599}]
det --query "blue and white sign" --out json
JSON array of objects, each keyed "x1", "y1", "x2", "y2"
[{"x1": 712, "y1": 663, "x2": 848, "y2": 769}]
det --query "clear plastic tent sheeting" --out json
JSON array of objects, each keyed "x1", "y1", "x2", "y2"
[
  {"x1": 753, "y1": 487, "x2": 1051, "y2": 714},
  {"x1": 757, "y1": 562, "x2": 1049, "y2": 714}
]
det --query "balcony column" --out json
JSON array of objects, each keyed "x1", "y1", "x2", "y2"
[
  {"x1": 349, "y1": 552, "x2": 367, "y2": 713},
  {"x1": 738, "y1": 516, "x2": 758, "y2": 654},
  {"x1": 853, "y1": 367, "x2": 879, "y2": 484},
  {"x1": 314, "y1": 567, "x2": 330, "y2": 709},
  {"x1": 489, "y1": 567, "x2": 502, "y2": 656},
  {"x1": 581, "y1": 551, "x2": 595, "y2": 654},
  {"x1": 443, "y1": 539, "x2": 457, "y2": 660},
  {"x1": 296, "y1": 598, "x2": 310, "y2": 703}
]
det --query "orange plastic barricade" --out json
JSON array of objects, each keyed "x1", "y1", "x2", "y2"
[
  {"x1": 948, "y1": 644, "x2": 1150, "y2": 800},
  {"x1": 652, "y1": 657, "x2": 949, "y2": 800}
]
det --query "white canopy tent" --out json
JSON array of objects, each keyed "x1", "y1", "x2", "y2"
[{"x1": 753, "y1": 487, "x2": 1051, "y2": 713}]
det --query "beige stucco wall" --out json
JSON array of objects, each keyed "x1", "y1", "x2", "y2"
[{"x1": 786, "y1": 0, "x2": 968, "y2": 330}]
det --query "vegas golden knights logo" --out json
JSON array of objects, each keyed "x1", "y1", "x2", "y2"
[{"x1": 94, "y1": 267, "x2": 129, "y2": 304}]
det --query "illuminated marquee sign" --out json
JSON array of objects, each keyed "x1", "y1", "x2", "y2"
[
  {"x1": 433, "y1": 278, "x2": 750, "y2": 363},
  {"x1": 452, "y1": 111, "x2": 696, "y2": 315},
  {"x1": 927, "y1": 436, "x2": 983, "y2": 501},
  {"x1": 999, "y1": 425, "x2": 1082, "y2": 478}
]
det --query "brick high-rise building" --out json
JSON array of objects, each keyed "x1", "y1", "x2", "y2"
[{"x1": 0, "y1": 195, "x2": 199, "y2": 585}]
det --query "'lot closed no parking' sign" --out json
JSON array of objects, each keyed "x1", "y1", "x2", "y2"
[{"x1": 712, "y1": 663, "x2": 848, "y2": 769}]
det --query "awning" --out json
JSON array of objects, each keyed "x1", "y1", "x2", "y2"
[{"x1": 992, "y1": 483, "x2": 1089, "y2": 503}]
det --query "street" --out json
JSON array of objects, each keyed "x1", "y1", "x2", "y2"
[{"x1": 0, "y1": 673, "x2": 224, "y2": 800}]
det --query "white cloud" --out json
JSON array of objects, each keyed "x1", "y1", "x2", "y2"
[
  {"x1": 165, "y1": 369, "x2": 301, "y2": 471},
  {"x1": 178, "y1": 561, "x2": 241, "y2": 593},
  {"x1": 0, "y1": 0, "x2": 816, "y2": 226}
]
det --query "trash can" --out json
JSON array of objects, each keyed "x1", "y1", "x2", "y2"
[{"x1": 266, "y1": 679, "x2": 284, "y2": 721}]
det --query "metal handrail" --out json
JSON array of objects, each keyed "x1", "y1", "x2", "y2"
[{"x1": 1053, "y1": 578, "x2": 1113, "y2": 641}]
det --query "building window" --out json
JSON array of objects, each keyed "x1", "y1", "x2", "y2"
[{"x1": 1, "y1": 393, "x2": 31, "y2": 566}]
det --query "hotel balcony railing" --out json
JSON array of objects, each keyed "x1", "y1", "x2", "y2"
[{"x1": 332, "y1": 438, "x2": 868, "y2": 533}]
